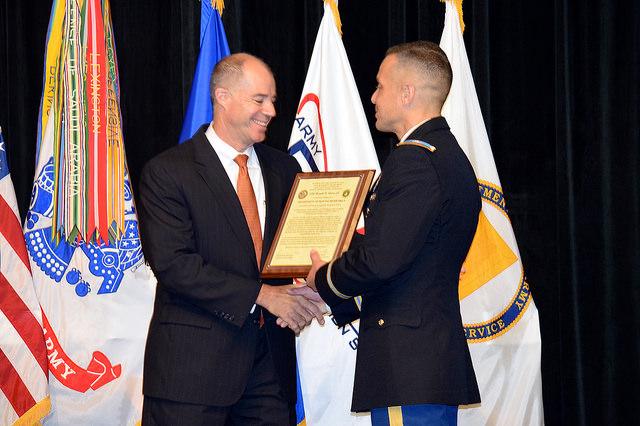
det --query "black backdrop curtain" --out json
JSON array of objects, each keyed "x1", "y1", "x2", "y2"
[{"x1": 1, "y1": 1, "x2": 638, "y2": 424}]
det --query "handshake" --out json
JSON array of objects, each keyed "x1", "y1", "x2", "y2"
[{"x1": 256, "y1": 250, "x2": 328, "y2": 335}]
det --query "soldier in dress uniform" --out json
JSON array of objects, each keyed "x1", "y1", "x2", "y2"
[{"x1": 303, "y1": 41, "x2": 482, "y2": 425}]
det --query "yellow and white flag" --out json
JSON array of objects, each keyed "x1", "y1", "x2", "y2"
[
  {"x1": 289, "y1": 1, "x2": 379, "y2": 425},
  {"x1": 440, "y1": 1, "x2": 544, "y2": 424}
]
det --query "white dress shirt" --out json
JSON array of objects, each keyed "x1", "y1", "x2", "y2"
[
  {"x1": 205, "y1": 124, "x2": 266, "y2": 313},
  {"x1": 205, "y1": 124, "x2": 266, "y2": 236}
]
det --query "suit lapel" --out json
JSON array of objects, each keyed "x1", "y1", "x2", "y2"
[{"x1": 192, "y1": 129, "x2": 257, "y2": 267}]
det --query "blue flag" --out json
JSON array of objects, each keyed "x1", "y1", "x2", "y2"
[{"x1": 179, "y1": 1, "x2": 230, "y2": 143}]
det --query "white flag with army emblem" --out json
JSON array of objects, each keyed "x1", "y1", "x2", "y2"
[
  {"x1": 288, "y1": 1, "x2": 379, "y2": 425},
  {"x1": 440, "y1": 1, "x2": 544, "y2": 424}
]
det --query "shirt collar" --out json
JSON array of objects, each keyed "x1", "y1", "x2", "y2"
[
  {"x1": 399, "y1": 117, "x2": 432, "y2": 142},
  {"x1": 205, "y1": 123, "x2": 258, "y2": 167},
  {"x1": 399, "y1": 116, "x2": 450, "y2": 142}
]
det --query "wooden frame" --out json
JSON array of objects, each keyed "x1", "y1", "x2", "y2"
[{"x1": 261, "y1": 170, "x2": 375, "y2": 278}]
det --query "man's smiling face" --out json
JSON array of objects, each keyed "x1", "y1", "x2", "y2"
[{"x1": 218, "y1": 58, "x2": 277, "y2": 151}]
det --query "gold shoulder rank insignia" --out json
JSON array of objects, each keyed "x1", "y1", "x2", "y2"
[{"x1": 396, "y1": 139, "x2": 436, "y2": 152}]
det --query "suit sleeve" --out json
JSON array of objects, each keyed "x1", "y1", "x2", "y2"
[
  {"x1": 139, "y1": 159, "x2": 260, "y2": 328},
  {"x1": 316, "y1": 147, "x2": 444, "y2": 307}
]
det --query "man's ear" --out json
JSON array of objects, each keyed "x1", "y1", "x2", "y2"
[
  {"x1": 401, "y1": 84, "x2": 415, "y2": 106},
  {"x1": 214, "y1": 87, "x2": 230, "y2": 109}
]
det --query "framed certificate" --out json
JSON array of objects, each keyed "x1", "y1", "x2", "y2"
[{"x1": 261, "y1": 170, "x2": 376, "y2": 278}]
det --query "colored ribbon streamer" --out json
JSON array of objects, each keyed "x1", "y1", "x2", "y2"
[{"x1": 46, "y1": 0, "x2": 126, "y2": 244}]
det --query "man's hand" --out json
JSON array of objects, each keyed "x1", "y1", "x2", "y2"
[
  {"x1": 256, "y1": 284, "x2": 325, "y2": 335},
  {"x1": 305, "y1": 249, "x2": 328, "y2": 291},
  {"x1": 275, "y1": 285, "x2": 328, "y2": 330},
  {"x1": 288, "y1": 284, "x2": 326, "y2": 305}
]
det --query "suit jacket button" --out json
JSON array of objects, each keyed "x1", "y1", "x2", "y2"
[{"x1": 378, "y1": 319, "x2": 384, "y2": 326}]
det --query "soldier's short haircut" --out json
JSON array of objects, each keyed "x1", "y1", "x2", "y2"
[{"x1": 386, "y1": 41, "x2": 453, "y2": 107}]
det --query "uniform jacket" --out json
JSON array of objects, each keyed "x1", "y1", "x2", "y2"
[
  {"x1": 139, "y1": 126, "x2": 300, "y2": 407},
  {"x1": 316, "y1": 117, "x2": 481, "y2": 411}
]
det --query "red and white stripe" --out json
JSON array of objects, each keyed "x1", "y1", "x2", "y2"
[{"x1": 0, "y1": 173, "x2": 49, "y2": 424}]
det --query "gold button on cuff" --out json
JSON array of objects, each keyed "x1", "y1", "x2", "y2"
[{"x1": 378, "y1": 319, "x2": 385, "y2": 326}]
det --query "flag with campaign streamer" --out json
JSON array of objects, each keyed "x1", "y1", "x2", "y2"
[
  {"x1": 26, "y1": 0, "x2": 156, "y2": 423},
  {"x1": 0, "y1": 128, "x2": 50, "y2": 425},
  {"x1": 178, "y1": 0, "x2": 230, "y2": 143},
  {"x1": 289, "y1": 1, "x2": 379, "y2": 424},
  {"x1": 439, "y1": 1, "x2": 544, "y2": 424}
]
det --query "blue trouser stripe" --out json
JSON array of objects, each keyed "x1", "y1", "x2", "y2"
[
  {"x1": 370, "y1": 405, "x2": 391, "y2": 426},
  {"x1": 371, "y1": 404, "x2": 458, "y2": 426}
]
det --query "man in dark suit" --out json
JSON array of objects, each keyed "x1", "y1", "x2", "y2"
[
  {"x1": 303, "y1": 41, "x2": 481, "y2": 424},
  {"x1": 139, "y1": 53, "x2": 325, "y2": 425}
]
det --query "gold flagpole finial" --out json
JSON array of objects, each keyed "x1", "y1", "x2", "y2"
[
  {"x1": 325, "y1": 0, "x2": 343, "y2": 36},
  {"x1": 211, "y1": 0, "x2": 225, "y2": 16},
  {"x1": 440, "y1": 0, "x2": 465, "y2": 33}
]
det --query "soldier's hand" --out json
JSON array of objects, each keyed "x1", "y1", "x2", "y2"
[{"x1": 305, "y1": 249, "x2": 327, "y2": 291}]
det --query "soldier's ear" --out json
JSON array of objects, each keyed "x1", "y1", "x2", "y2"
[{"x1": 401, "y1": 84, "x2": 415, "y2": 106}]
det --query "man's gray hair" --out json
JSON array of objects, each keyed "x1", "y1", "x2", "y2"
[{"x1": 209, "y1": 53, "x2": 272, "y2": 105}]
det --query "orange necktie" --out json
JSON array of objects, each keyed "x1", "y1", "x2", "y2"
[{"x1": 234, "y1": 154, "x2": 262, "y2": 267}]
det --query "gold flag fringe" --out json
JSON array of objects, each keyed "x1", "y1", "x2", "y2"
[
  {"x1": 440, "y1": 0, "x2": 465, "y2": 33},
  {"x1": 13, "y1": 396, "x2": 51, "y2": 426},
  {"x1": 325, "y1": 0, "x2": 342, "y2": 36},
  {"x1": 211, "y1": 0, "x2": 224, "y2": 15}
]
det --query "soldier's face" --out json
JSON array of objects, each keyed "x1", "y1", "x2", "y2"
[{"x1": 371, "y1": 55, "x2": 402, "y2": 134}]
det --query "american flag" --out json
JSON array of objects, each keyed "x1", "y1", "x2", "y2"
[{"x1": 0, "y1": 128, "x2": 50, "y2": 424}]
